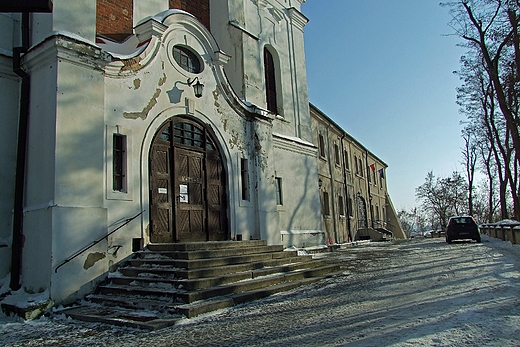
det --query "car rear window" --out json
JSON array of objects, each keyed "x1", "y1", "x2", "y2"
[{"x1": 452, "y1": 217, "x2": 473, "y2": 224}]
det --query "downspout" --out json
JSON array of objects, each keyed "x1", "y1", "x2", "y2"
[
  {"x1": 365, "y1": 150, "x2": 374, "y2": 229},
  {"x1": 340, "y1": 133, "x2": 353, "y2": 242},
  {"x1": 10, "y1": 12, "x2": 30, "y2": 290},
  {"x1": 325, "y1": 123, "x2": 338, "y2": 244}
]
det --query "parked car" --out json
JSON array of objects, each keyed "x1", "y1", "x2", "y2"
[
  {"x1": 409, "y1": 231, "x2": 424, "y2": 238},
  {"x1": 445, "y1": 216, "x2": 481, "y2": 243}
]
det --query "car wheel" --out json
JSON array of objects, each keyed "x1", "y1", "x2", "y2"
[
  {"x1": 446, "y1": 237, "x2": 452, "y2": 244},
  {"x1": 476, "y1": 237, "x2": 482, "y2": 243}
]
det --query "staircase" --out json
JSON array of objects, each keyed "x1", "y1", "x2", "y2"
[{"x1": 61, "y1": 240, "x2": 341, "y2": 330}]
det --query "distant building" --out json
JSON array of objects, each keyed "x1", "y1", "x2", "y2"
[
  {"x1": 0, "y1": 1, "x2": 402, "y2": 306},
  {"x1": 310, "y1": 105, "x2": 405, "y2": 243}
]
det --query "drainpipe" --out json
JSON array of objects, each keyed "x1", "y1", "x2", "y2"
[
  {"x1": 325, "y1": 123, "x2": 338, "y2": 244},
  {"x1": 365, "y1": 150, "x2": 374, "y2": 229},
  {"x1": 340, "y1": 133, "x2": 353, "y2": 242},
  {"x1": 10, "y1": 12, "x2": 30, "y2": 290}
]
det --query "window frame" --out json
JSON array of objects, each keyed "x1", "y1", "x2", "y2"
[
  {"x1": 318, "y1": 133, "x2": 326, "y2": 159},
  {"x1": 322, "y1": 191, "x2": 330, "y2": 217},
  {"x1": 173, "y1": 45, "x2": 202, "y2": 74},
  {"x1": 113, "y1": 134, "x2": 126, "y2": 192},
  {"x1": 106, "y1": 125, "x2": 133, "y2": 201},
  {"x1": 275, "y1": 177, "x2": 283, "y2": 206},
  {"x1": 241, "y1": 158, "x2": 250, "y2": 201},
  {"x1": 338, "y1": 195, "x2": 345, "y2": 217},
  {"x1": 264, "y1": 48, "x2": 278, "y2": 114},
  {"x1": 344, "y1": 149, "x2": 350, "y2": 171},
  {"x1": 334, "y1": 143, "x2": 340, "y2": 166}
]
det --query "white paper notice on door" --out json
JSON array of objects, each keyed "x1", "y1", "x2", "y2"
[
  {"x1": 179, "y1": 184, "x2": 188, "y2": 203},
  {"x1": 158, "y1": 188, "x2": 168, "y2": 194}
]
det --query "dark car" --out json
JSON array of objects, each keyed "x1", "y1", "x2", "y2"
[{"x1": 446, "y1": 216, "x2": 481, "y2": 243}]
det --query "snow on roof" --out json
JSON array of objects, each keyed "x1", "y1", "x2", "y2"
[
  {"x1": 27, "y1": 10, "x2": 196, "y2": 60},
  {"x1": 96, "y1": 35, "x2": 147, "y2": 59},
  {"x1": 272, "y1": 132, "x2": 315, "y2": 148}
]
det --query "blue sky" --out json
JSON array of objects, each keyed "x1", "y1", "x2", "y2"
[{"x1": 301, "y1": 1, "x2": 466, "y2": 210}]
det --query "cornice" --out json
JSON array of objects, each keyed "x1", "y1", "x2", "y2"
[
  {"x1": 24, "y1": 34, "x2": 111, "y2": 73},
  {"x1": 0, "y1": 54, "x2": 19, "y2": 80},
  {"x1": 273, "y1": 133, "x2": 317, "y2": 157},
  {"x1": 287, "y1": 7, "x2": 308, "y2": 31}
]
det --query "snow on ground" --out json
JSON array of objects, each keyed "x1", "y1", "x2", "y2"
[{"x1": 1, "y1": 235, "x2": 520, "y2": 346}]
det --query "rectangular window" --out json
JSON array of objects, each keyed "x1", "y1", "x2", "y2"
[
  {"x1": 344, "y1": 150, "x2": 350, "y2": 170},
  {"x1": 348, "y1": 196, "x2": 353, "y2": 217},
  {"x1": 318, "y1": 134, "x2": 326, "y2": 158},
  {"x1": 323, "y1": 191, "x2": 330, "y2": 216},
  {"x1": 338, "y1": 195, "x2": 345, "y2": 216},
  {"x1": 264, "y1": 48, "x2": 278, "y2": 114},
  {"x1": 334, "y1": 144, "x2": 340, "y2": 165},
  {"x1": 241, "y1": 158, "x2": 249, "y2": 201},
  {"x1": 113, "y1": 134, "x2": 126, "y2": 192},
  {"x1": 275, "y1": 177, "x2": 283, "y2": 205}
]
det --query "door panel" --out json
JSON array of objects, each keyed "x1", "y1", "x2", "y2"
[
  {"x1": 207, "y1": 152, "x2": 227, "y2": 241},
  {"x1": 175, "y1": 148, "x2": 206, "y2": 242},
  {"x1": 149, "y1": 144, "x2": 173, "y2": 243}
]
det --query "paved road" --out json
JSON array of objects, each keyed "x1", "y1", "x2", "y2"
[{"x1": 2, "y1": 236, "x2": 520, "y2": 346}]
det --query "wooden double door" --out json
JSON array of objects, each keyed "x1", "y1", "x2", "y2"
[{"x1": 149, "y1": 118, "x2": 228, "y2": 243}]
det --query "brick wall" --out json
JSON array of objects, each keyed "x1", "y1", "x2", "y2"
[
  {"x1": 96, "y1": 0, "x2": 210, "y2": 42},
  {"x1": 96, "y1": 0, "x2": 133, "y2": 42},
  {"x1": 169, "y1": 0, "x2": 210, "y2": 31}
]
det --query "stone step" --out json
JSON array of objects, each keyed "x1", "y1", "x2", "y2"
[
  {"x1": 86, "y1": 293, "x2": 178, "y2": 312},
  {"x1": 147, "y1": 240, "x2": 267, "y2": 252},
  {"x1": 98, "y1": 283, "x2": 180, "y2": 299},
  {"x1": 60, "y1": 268, "x2": 342, "y2": 330},
  {"x1": 61, "y1": 239, "x2": 342, "y2": 330},
  {"x1": 112, "y1": 258, "x2": 328, "y2": 291},
  {"x1": 127, "y1": 251, "x2": 301, "y2": 270},
  {"x1": 99, "y1": 263, "x2": 340, "y2": 304},
  {"x1": 178, "y1": 264, "x2": 341, "y2": 303},
  {"x1": 137, "y1": 244, "x2": 285, "y2": 260},
  {"x1": 119, "y1": 255, "x2": 312, "y2": 279},
  {"x1": 60, "y1": 304, "x2": 183, "y2": 330},
  {"x1": 177, "y1": 256, "x2": 313, "y2": 279},
  {"x1": 176, "y1": 272, "x2": 342, "y2": 318}
]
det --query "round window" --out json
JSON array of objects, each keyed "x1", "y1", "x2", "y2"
[{"x1": 172, "y1": 45, "x2": 202, "y2": 74}]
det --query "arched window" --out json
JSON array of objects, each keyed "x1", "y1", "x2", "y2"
[{"x1": 264, "y1": 48, "x2": 278, "y2": 114}]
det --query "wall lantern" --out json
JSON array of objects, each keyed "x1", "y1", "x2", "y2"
[
  {"x1": 188, "y1": 77, "x2": 204, "y2": 98},
  {"x1": 318, "y1": 178, "x2": 323, "y2": 188}
]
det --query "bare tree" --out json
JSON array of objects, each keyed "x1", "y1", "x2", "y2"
[
  {"x1": 445, "y1": 0, "x2": 520, "y2": 220},
  {"x1": 461, "y1": 126, "x2": 479, "y2": 215},
  {"x1": 416, "y1": 171, "x2": 468, "y2": 229}
]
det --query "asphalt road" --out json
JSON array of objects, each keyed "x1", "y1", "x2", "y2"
[{"x1": 2, "y1": 236, "x2": 520, "y2": 346}]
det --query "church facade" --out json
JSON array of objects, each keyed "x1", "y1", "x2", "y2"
[{"x1": 0, "y1": 0, "x2": 402, "y2": 306}]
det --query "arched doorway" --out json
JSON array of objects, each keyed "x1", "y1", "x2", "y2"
[
  {"x1": 357, "y1": 195, "x2": 368, "y2": 229},
  {"x1": 149, "y1": 117, "x2": 228, "y2": 243}
]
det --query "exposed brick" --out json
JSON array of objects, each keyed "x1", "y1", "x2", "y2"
[
  {"x1": 95, "y1": 0, "x2": 211, "y2": 42},
  {"x1": 96, "y1": 0, "x2": 134, "y2": 42},
  {"x1": 169, "y1": 0, "x2": 210, "y2": 31}
]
